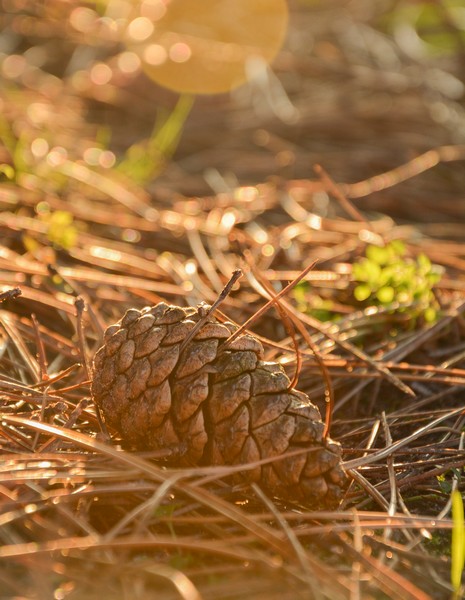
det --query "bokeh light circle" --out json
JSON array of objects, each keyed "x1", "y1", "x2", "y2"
[{"x1": 126, "y1": 0, "x2": 289, "y2": 95}]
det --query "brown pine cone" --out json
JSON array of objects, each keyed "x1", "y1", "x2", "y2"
[{"x1": 91, "y1": 302, "x2": 346, "y2": 507}]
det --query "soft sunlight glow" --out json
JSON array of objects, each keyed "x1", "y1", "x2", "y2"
[
  {"x1": 140, "y1": 0, "x2": 167, "y2": 21},
  {"x1": 127, "y1": 16, "x2": 155, "y2": 41},
  {"x1": 69, "y1": 7, "x2": 97, "y2": 33},
  {"x1": 31, "y1": 138, "x2": 49, "y2": 159},
  {"x1": 169, "y1": 42, "x2": 192, "y2": 64},
  {"x1": 117, "y1": 51, "x2": 141, "y2": 74},
  {"x1": 126, "y1": 0, "x2": 289, "y2": 94},
  {"x1": 143, "y1": 44, "x2": 168, "y2": 66},
  {"x1": 90, "y1": 63, "x2": 112, "y2": 85}
]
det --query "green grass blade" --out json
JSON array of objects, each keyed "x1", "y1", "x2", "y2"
[{"x1": 451, "y1": 489, "x2": 465, "y2": 593}]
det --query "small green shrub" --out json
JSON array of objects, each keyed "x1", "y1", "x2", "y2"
[{"x1": 352, "y1": 241, "x2": 442, "y2": 323}]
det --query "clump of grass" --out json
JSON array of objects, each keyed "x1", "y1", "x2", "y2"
[{"x1": 352, "y1": 240, "x2": 442, "y2": 323}]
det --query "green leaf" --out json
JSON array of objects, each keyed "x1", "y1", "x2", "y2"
[
  {"x1": 376, "y1": 286, "x2": 395, "y2": 304},
  {"x1": 389, "y1": 239, "x2": 406, "y2": 256},
  {"x1": 366, "y1": 245, "x2": 389, "y2": 265},
  {"x1": 424, "y1": 306, "x2": 437, "y2": 323},
  {"x1": 417, "y1": 253, "x2": 432, "y2": 272},
  {"x1": 437, "y1": 474, "x2": 452, "y2": 494},
  {"x1": 363, "y1": 260, "x2": 381, "y2": 285},
  {"x1": 50, "y1": 210, "x2": 74, "y2": 226},
  {"x1": 352, "y1": 240, "x2": 439, "y2": 322},
  {"x1": 354, "y1": 284, "x2": 371, "y2": 302},
  {"x1": 378, "y1": 265, "x2": 396, "y2": 287},
  {"x1": 352, "y1": 261, "x2": 368, "y2": 282},
  {"x1": 293, "y1": 281, "x2": 309, "y2": 304},
  {"x1": 41, "y1": 210, "x2": 78, "y2": 249},
  {"x1": 118, "y1": 94, "x2": 194, "y2": 184},
  {"x1": 428, "y1": 269, "x2": 442, "y2": 285},
  {"x1": 397, "y1": 291, "x2": 411, "y2": 303}
]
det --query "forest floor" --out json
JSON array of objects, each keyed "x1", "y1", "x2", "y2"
[{"x1": 1, "y1": 2, "x2": 465, "y2": 599}]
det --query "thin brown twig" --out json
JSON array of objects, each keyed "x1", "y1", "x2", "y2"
[
  {"x1": 0, "y1": 287, "x2": 21, "y2": 303},
  {"x1": 240, "y1": 256, "x2": 303, "y2": 389},
  {"x1": 179, "y1": 269, "x2": 242, "y2": 353},
  {"x1": 251, "y1": 483, "x2": 317, "y2": 592},
  {"x1": 31, "y1": 314, "x2": 48, "y2": 382},
  {"x1": 74, "y1": 297, "x2": 90, "y2": 379},
  {"x1": 223, "y1": 260, "x2": 318, "y2": 348}
]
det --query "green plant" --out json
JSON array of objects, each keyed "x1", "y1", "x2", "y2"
[
  {"x1": 352, "y1": 241, "x2": 442, "y2": 323},
  {"x1": 23, "y1": 207, "x2": 78, "y2": 255},
  {"x1": 117, "y1": 94, "x2": 193, "y2": 184},
  {"x1": 0, "y1": 164, "x2": 15, "y2": 180},
  {"x1": 42, "y1": 209, "x2": 78, "y2": 250},
  {"x1": 383, "y1": 0, "x2": 465, "y2": 58},
  {"x1": 292, "y1": 284, "x2": 337, "y2": 322}
]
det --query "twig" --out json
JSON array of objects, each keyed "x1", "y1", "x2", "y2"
[
  {"x1": 0, "y1": 287, "x2": 21, "y2": 303},
  {"x1": 381, "y1": 412, "x2": 397, "y2": 545},
  {"x1": 224, "y1": 260, "x2": 318, "y2": 348},
  {"x1": 31, "y1": 314, "x2": 50, "y2": 450},
  {"x1": 0, "y1": 415, "x2": 299, "y2": 552},
  {"x1": 245, "y1": 268, "x2": 336, "y2": 438},
  {"x1": 179, "y1": 269, "x2": 242, "y2": 353},
  {"x1": 31, "y1": 314, "x2": 48, "y2": 382},
  {"x1": 75, "y1": 297, "x2": 90, "y2": 379}
]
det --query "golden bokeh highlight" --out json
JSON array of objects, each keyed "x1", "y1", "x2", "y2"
[{"x1": 126, "y1": 0, "x2": 289, "y2": 94}]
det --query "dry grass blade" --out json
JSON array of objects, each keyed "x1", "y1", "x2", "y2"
[
  {"x1": 0, "y1": 415, "x2": 292, "y2": 558},
  {"x1": 314, "y1": 164, "x2": 372, "y2": 228},
  {"x1": 276, "y1": 297, "x2": 416, "y2": 397},
  {"x1": 344, "y1": 406, "x2": 465, "y2": 470},
  {"x1": 340, "y1": 540, "x2": 433, "y2": 600},
  {"x1": 344, "y1": 145, "x2": 465, "y2": 198},
  {"x1": 0, "y1": 534, "x2": 275, "y2": 565}
]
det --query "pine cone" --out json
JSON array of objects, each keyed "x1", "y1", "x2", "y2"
[{"x1": 91, "y1": 302, "x2": 346, "y2": 507}]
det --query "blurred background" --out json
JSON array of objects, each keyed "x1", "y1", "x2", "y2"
[{"x1": 0, "y1": 0, "x2": 465, "y2": 224}]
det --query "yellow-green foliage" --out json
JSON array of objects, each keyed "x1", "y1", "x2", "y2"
[
  {"x1": 117, "y1": 94, "x2": 193, "y2": 184},
  {"x1": 383, "y1": 0, "x2": 465, "y2": 57},
  {"x1": 451, "y1": 489, "x2": 465, "y2": 596},
  {"x1": 40, "y1": 209, "x2": 78, "y2": 250},
  {"x1": 352, "y1": 241, "x2": 442, "y2": 322}
]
